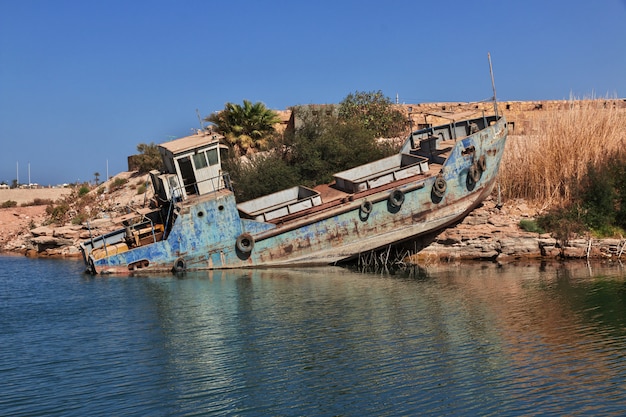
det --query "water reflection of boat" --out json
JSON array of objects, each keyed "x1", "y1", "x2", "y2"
[{"x1": 81, "y1": 109, "x2": 507, "y2": 275}]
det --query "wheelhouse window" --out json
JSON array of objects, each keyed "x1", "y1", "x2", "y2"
[
  {"x1": 206, "y1": 148, "x2": 219, "y2": 166},
  {"x1": 192, "y1": 148, "x2": 219, "y2": 169},
  {"x1": 193, "y1": 152, "x2": 208, "y2": 169}
]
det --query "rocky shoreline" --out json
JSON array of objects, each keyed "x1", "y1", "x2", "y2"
[
  {"x1": 2, "y1": 195, "x2": 624, "y2": 266},
  {"x1": 409, "y1": 198, "x2": 625, "y2": 265}
]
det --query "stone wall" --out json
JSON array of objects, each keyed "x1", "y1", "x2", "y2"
[{"x1": 401, "y1": 98, "x2": 626, "y2": 135}]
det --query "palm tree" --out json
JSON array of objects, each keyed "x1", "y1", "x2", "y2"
[{"x1": 206, "y1": 100, "x2": 281, "y2": 155}]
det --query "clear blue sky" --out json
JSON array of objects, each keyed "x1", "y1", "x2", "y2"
[{"x1": 1, "y1": 0, "x2": 625, "y2": 186}]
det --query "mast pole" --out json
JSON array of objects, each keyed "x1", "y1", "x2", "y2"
[{"x1": 488, "y1": 52, "x2": 498, "y2": 118}]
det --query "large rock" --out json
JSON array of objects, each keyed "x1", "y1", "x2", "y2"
[
  {"x1": 562, "y1": 246, "x2": 586, "y2": 259},
  {"x1": 30, "y1": 235, "x2": 75, "y2": 252},
  {"x1": 53, "y1": 225, "x2": 82, "y2": 240},
  {"x1": 85, "y1": 217, "x2": 115, "y2": 229},
  {"x1": 499, "y1": 237, "x2": 541, "y2": 257},
  {"x1": 30, "y1": 226, "x2": 54, "y2": 237}
]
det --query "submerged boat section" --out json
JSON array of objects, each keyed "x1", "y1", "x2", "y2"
[{"x1": 80, "y1": 113, "x2": 508, "y2": 274}]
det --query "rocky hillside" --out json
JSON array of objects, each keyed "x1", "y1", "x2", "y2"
[{"x1": 0, "y1": 171, "x2": 151, "y2": 258}]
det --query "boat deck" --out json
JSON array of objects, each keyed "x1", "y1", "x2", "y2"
[
  {"x1": 312, "y1": 142, "x2": 453, "y2": 206},
  {"x1": 270, "y1": 154, "x2": 451, "y2": 226}
]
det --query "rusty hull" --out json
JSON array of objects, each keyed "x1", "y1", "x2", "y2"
[{"x1": 84, "y1": 115, "x2": 507, "y2": 274}]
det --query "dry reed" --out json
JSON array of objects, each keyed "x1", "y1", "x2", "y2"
[{"x1": 498, "y1": 99, "x2": 626, "y2": 209}]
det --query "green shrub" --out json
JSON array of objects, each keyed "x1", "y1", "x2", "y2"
[
  {"x1": 576, "y1": 164, "x2": 615, "y2": 231},
  {"x1": 45, "y1": 202, "x2": 70, "y2": 223},
  {"x1": 338, "y1": 90, "x2": 408, "y2": 138},
  {"x1": 226, "y1": 152, "x2": 301, "y2": 202},
  {"x1": 136, "y1": 184, "x2": 147, "y2": 195},
  {"x1": 33, "y1": 198, "x2": 54, "y2": 206},
  {"x1": 613, "y1": 160, "x2": 626, "y2": 230},
  {"x1": 71, "y1": 211, "x2": 88, "y2": 225},
  {"x1": 78, "y1": 186, "x2": 90, "y2": 197},
  {"x1": 279, "y1": 106, "x2": 398, "y2": 182},
  {"x1": 519, "y1": 219, "x2": 544, "y2": 234},
  {"x1": 1, "y1": 200, "x2": 17, "y2": 208},
  {"x1": 133, "y1": 143, "x2": 164, "y2": 172},
  {"x1": 109, "y1": 177, "x2": 128, "y2": 192},
  {"x1": 536, "y1": 209, "x2": 586, "y2": 243},
  {"x1": 533, "y1": 157, "x2": 626, "y2": 239},
  {"x1": 290, "y1": 118, "x2": 391, "y2": 185}
]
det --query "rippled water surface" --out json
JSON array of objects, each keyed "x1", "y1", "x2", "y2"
[{"x1": 2, "y1": 256, "x2": 626, "y2": 416}]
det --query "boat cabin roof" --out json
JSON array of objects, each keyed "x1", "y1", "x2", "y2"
[{"x1": 159, "y1": 131, "x2": 225, "y2": 156}]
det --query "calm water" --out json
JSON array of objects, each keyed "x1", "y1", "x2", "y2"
[{"x1": 1, "y1": 256, "x2": 626, "y2": 416}]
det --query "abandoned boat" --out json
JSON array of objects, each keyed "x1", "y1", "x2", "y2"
[{"x1": 80, "y1": 112, "x2": 508, "y2": 274}]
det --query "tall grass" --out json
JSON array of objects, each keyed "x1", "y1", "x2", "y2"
[{"x1": 499, "y1": 99, "x2": 626, "y2": 209}]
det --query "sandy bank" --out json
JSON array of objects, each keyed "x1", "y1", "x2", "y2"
[{"x1": 0, "y1": 188, "x2": 73, "y2": 205}]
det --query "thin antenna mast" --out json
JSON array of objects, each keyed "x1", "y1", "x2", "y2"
[
  {"x1": 488, "y1": 52, "x2": 498, "y2": 117},
  {"x1": 196, "y1": 109, "x2": 205, "y2": 131},
  {"x1": 488, "y1": 52, "x2": 503, "y2": 209}
]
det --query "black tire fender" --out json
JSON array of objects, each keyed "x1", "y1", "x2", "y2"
[
  {"x1": 433, "y1": 174, "x2": 447, "y2": 198},
  {"x1": 388, "y1": 188, "x2": 405, "y2": 208},
  {"x1": 172, "y1": 257, "x2": 186, "y2": 273},
  {"x1": 236, "y1": 233, "x2": 254, "y2": 253},
  {"x1": 360, "y1": 200, "x2": 373, "y2": 214}
]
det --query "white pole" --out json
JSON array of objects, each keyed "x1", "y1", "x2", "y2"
[
  {"x1": 488, "y1": 52, "x2": 499, "y2": 117},
  {"x1": 106, "y1": 159, "x2": 109, "y2": 181},
  {"x1": 28, "y1": 162, "x2": 31, "y2": 186},
  {"x1": 16, "y1": 161, "x2": 18, "y2": 186}
]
